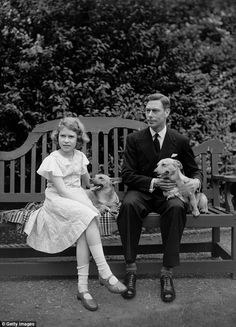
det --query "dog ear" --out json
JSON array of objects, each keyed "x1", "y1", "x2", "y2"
[
  {"x1": 110, "y1": 177, "x2": 122, "y2": 185},
  {"x1": 174, "y1": 160, "x2": 183, "y2": 170}
]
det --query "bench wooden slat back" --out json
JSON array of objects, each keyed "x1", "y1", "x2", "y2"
[
  {"x1": 91, "y1": 132, "x2": 99, "y2": 175},
  {"x1": 10, "y1": 160, "x2": 15, "y2": 193},
  {"x1": 192, "y1": 139, "x2": 224, "y2": 207},
  {"x1": 0, "y1": 161, "x2": 4, "y2": 194},
  {"x1": 20, "y1": 156, "x2": 26, "y2": 193},
  {"x1": 103, "y1": 133, "x2": 109, "y2": 175},
  {"x1": 200, "y1": 153, "x2": 207, "y2": 194},
  {"x1": 123, "y1": 129, "x2": 128, "y2": 149},
  {"x1": 41, "y1": 134, "x2": 47, "y2": 193},
  {"x1": 113, "y1": 128, "x2": 119, "y2": 178},
  {"x1": 0, "y1": 117, "x2": 225, "y2": 208},
  {"x1": 30, "y1": 145, "x2": 37, "y2": 193}
]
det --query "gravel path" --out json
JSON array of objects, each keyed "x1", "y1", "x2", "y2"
[{"x1": 1, "y1": 277, "x2": 236, "y2": 327}]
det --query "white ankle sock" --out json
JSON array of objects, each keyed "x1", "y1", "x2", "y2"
[
  {"x1": 77, "y1": 264, "x2": 89, "y2": 293},
  {"x1": 89, "y1": 243, "x2": 117, "y2": 284}
]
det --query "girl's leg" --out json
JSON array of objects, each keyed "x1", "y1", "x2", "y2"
[
  {"x1": 85, "y1": 219, "x2": 113, "y2": 279},
  {"x1": 85, "y1": 218, "x2": 126, "y2": 293},
  {"x1": 76, "y1": 233, "x2": 90, "y2": 293},
  {"x1": 76, "y1": 233, "x2": 98, "y2": 311}
]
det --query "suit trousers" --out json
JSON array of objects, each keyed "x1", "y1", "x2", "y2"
[{"x1": 117, "y1": 190, "x2": 187, "y2": 267}]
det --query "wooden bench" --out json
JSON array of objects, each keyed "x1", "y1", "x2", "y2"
[{"x1": 0, "y1": 117, "x2": 236, "y2": 278}]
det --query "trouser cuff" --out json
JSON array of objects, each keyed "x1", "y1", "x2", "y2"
[
  {"x1": 126, "y1": 262, "x2": 137, "y2": 273},
  {"x1": 161, "y1": 266, "x2": 173, "y2": 277}
]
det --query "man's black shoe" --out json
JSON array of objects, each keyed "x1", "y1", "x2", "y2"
[
  {"x1": 121, "y1": 272, "x2": 137, "y2": 299},
  {"x1": 160, "y1": 275, "x2": 176, "y2": 303}
]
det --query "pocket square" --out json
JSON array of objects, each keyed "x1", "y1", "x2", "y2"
[{"x1": 171, "y1": 153, "x2": 178, "y2": 158}]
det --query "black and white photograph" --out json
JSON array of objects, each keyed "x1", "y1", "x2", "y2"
[{"x1": 0, "y1": 0, "x2": 236, "y2": 326}]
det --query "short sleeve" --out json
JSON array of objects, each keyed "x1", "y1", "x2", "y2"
[
  {"x1": 37, "y1": 155, "x2": 63, "y2": 180},
  {"x1": 80, "y1": 152, "x2": 89, "y2": 175}
]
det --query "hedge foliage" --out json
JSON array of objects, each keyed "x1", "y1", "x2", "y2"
[{"x1": 0, "y1": 0, "x2": 235, "y2": 168}]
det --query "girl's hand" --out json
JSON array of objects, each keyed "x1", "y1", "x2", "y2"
[
  {"x1": 99, "y1": 204, "x2": 111, "y2": 214},
  {"x1": 81, "y1": 171, "x2": 91, "y2": 189}
]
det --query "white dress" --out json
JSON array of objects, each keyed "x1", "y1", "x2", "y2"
[{"x1": 24, "y1": 150, "x2": 99, "y2": 253}]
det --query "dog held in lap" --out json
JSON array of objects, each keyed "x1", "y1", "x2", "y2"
[
  {"x1": 86, "y1": 174, "x2": 120, "y2": 214},
  {"x1": 154, "y1": 158, "x2": 208, "y2": 217}
]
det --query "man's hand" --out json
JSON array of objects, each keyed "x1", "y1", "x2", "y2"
[{"x1": 153, "y1": 178, "x2": 176, "y2": 191}]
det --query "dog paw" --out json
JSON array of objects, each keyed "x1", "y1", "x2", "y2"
[
  {"x1": 199, "y1": 209, "x2": 209, "y2": 214},
  {"x1": 192, "y1": 210, "x2": 200, "y2": 218}
]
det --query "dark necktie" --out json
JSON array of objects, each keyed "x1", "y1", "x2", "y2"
[{"x1": 153, "y1": 133, "x2": 160, "y2": 153}]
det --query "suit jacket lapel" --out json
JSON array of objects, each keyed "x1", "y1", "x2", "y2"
[
  {"x1": 159, "y1": 129, "x2": 176, "y2": 160},
  {"x1": 138, "y1": 128, "x2": 158, "y2": 163},
  {"x1": 138, "y1": 128, "x2": 177, "y2": 172}
]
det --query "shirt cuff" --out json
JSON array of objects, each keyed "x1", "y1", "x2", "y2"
[{"x1": 149, "y1": 179, "x2": 155, "y2": 193}]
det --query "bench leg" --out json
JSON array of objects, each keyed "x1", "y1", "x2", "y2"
[
  {"x1": 231, "y1": 226, "x2": 236, "y2": 279},
  {"x1": 211, "y1": 227, "x2": 220, "y2": 257}
]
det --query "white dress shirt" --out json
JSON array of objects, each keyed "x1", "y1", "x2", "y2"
[
  {"x1": 149, "y1": 126, "x2": 167, "y2": 192},
  {"x1": 149, "y1": 125, "x2": 167, "y2": 149}
]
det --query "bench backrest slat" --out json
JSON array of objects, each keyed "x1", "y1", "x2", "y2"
[
  {"x1": 123, "y1": 129, "x2": 128, "y2": 149},
  {"x1": 103, "y1": 134, "x2": 109, "y2": 175},
  {"x1": 40, "y1": 134, "x2": 47, "y2": 193},
  {"x1": 20, "y1": 156, "x2": 26, "y2": 193},
  {"x1": 30, "y1": 145, "x2": 37, "y2": 193},
  {"x1": 212, "y1": 153, "x2": 221, "y2": 207},
  {"x1": 10, "y1": 160, "x2": 15, "y2": 193},
  {"x1": 192, "y1": 139, "x2": 225, "y2": 207},
  {"x1": 0, "y1": 161, "x2": 4, "y2": 193},
  {"x1": 42, "y1": 134, "x2": 48, "y2": 158},
  {"x1": 91, "y1": 132, "x2": 99, "y2": 175},
  {"x1": 113, "y1": 128, "x2": 119, "y2": 178},
  {"x1": 199, "y1": 153, "x2": 208, "y2": 194},
  {"x1": 0, "y1": 117, "x2": 225, "y2": 208}
]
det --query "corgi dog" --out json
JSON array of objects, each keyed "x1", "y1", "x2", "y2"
[
  {"x1": 86, "y1": 174, "x2": 121, "y2": 214},
  {"x1": 154, "y1": 158, "x2": 208, "y2": 217}
]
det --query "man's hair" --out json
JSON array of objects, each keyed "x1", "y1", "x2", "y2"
[
  {"x1": 51, "y1": 117, "x2": 90, "y2": 149},
  {"x1": 147, "y1": 93, "x2": 170, "y2": 111}
]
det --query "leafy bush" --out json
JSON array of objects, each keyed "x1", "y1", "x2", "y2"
[{"x1": 0, "y1": 0, "x2": 235, "y2": 169}]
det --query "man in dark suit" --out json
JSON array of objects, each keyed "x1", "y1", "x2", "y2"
[{"x1": 117, "y1": 93, "x2": 202, "y2": 302}]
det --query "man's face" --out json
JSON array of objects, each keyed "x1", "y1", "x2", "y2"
[{"x1": 145, "y1": 100, "x2": 170, "y2": 132}]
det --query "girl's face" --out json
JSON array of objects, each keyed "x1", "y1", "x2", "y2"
[{"x1": 58, "y1": 127, "x2": 77, "y2": 154}]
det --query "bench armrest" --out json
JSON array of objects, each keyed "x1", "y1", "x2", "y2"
[
  {"x1": 212, "y1": 174, "x2": 236, "y2": 212},
  {"x1": 212, "y1": 174, "x2": 236, "y2": 183}
]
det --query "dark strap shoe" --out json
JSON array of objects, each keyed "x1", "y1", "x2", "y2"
[
  {"x1": 122, "y1": 272, "x2": 137, "y2": 299},
  {"x1": 160, "y1": 275, "x2": 176, "y2": 303},
  {"x1": 77, "y1": 291, "x2": 98, "y2": 311}
]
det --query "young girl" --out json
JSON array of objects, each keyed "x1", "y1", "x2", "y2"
[{"x1": 24, "y1": 117, "x2": 126, "y2": 311}]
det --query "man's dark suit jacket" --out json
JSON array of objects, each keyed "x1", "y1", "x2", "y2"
[{"x1": 122, "y1": 127, "x2": 203, "y2": 192}]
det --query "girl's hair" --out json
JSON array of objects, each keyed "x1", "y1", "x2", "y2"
[{"x1": 51, "y1": 117, "x2": 90, "y2": 149}]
